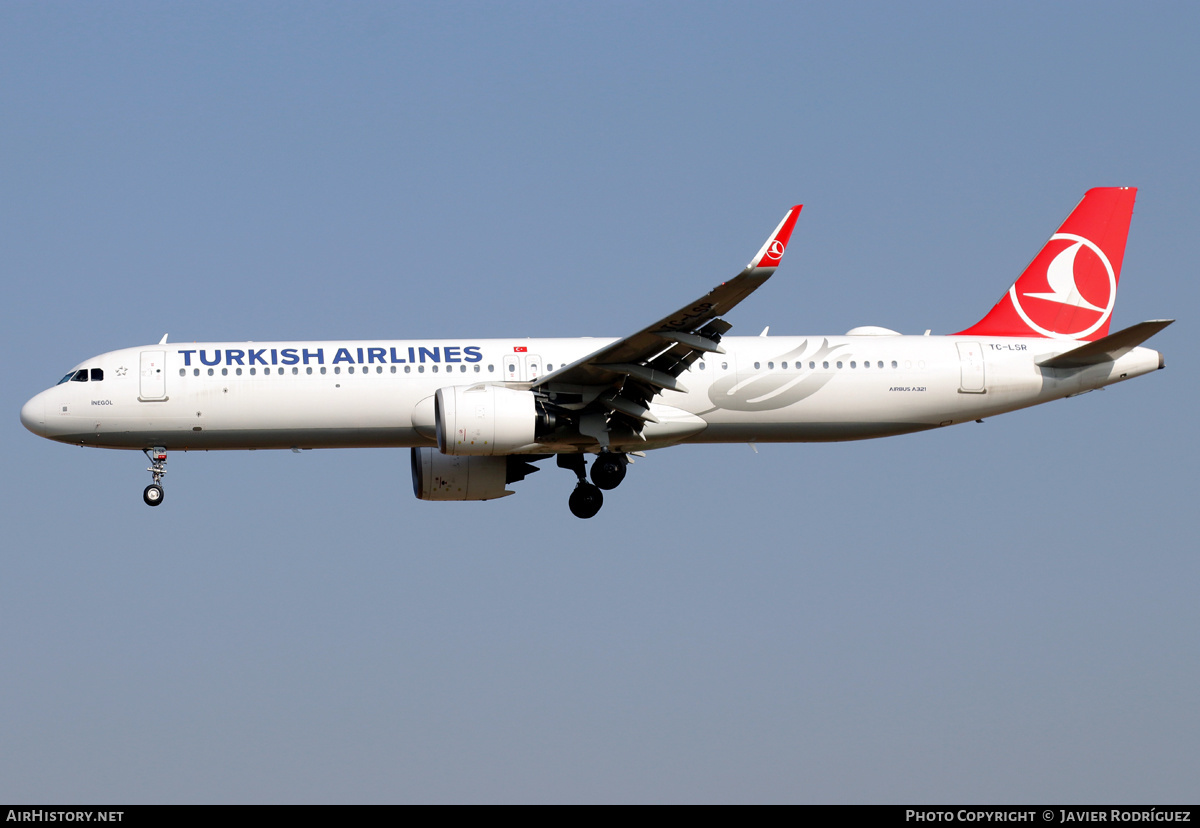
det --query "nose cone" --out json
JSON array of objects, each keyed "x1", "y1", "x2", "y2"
[{"x1": 20, "y1": 393, "x2": 46, "y2": 437}]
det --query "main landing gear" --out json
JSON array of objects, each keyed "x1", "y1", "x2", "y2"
[
  {"x1": 559, "y1": 451, "x2": 628, "y2": 518},
  {"x1": 590, "y1": 452, "x2": 627, "y2": 490},
  {"x1": 143, "y1": 447, "x2": 167, "y2": 507}
]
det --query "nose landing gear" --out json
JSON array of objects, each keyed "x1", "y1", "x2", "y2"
[{"x1": 143, "y1": 447, "x2": 167, "y2": 507}]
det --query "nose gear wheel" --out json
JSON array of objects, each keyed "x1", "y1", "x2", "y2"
[
  {"x1": 143, "y1": 484, "x2": 164, "y2": 506},
  {"x1": 142, "y1": 447, "x2": 167, "y2": 507}
]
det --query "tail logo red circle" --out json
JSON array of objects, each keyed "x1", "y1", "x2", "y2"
[{"x1": 1010, "y1": 233, "x2": 1115, "y2": 339}]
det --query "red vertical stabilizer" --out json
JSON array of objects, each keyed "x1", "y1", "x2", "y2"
[{"x1": 957, "y1": 187, "x2": 1137, "y2": 341}]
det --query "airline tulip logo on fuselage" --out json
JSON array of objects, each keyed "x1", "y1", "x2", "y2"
[{"x1": 1010, "y1": 233, "x2": 1116, "y2": 339}]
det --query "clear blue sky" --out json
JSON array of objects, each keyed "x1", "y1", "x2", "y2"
[{"x1": 2, "y1": 1, "x2": 1196, "y2": 803}]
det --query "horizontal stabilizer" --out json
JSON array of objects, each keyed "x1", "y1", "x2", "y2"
[{"x1": 1036, "y1": 319, "x2": 1174, "y2": 368}]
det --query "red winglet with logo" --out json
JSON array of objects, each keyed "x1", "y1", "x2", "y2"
[
  {"x1": 747, "y1": 205, "x2": 803, "y2": 272},
  {"x1": 957, "y1": 187, "x2": 1137, "y2": 341}
]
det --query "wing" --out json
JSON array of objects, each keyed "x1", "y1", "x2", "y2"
[{"x1": 532, "y1": 204, "x2": 802, "y2": 431}]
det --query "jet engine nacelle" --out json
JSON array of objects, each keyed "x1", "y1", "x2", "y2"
[
  {"x1": 410, "y1": 447, "x2": 543, "y2": 501},
  {"x1": 435, "y1": 384, "x2": 546, "y2": 456},
  {"x1": 411, "y1": 447, "x2": 513, "y2": 501}
]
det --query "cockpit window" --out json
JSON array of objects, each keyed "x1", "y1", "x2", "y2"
[{"x1": 56, "y1": 368, "x2": 102, "y2": 384}]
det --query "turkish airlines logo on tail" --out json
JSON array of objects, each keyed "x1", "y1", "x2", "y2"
[{"x1": 1010, "y1": 233, "x2": 1116, "y2": 339}]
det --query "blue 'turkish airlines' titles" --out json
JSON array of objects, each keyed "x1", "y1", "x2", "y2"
[{"x1": 177, "y1": 345, "x2": 485, "y2": 367}]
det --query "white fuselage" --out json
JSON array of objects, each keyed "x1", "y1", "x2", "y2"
[{"x1": 21, "y1": 333, "x2": 1164, "y2": 453}]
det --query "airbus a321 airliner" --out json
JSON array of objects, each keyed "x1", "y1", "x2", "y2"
[{"x1": 21, "y1": 188, "x2": 1170, "y2": 518}]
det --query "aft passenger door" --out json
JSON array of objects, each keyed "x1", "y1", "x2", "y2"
[{"x1": 956, "y1": 342, "x2": 986, "y2": 394}]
